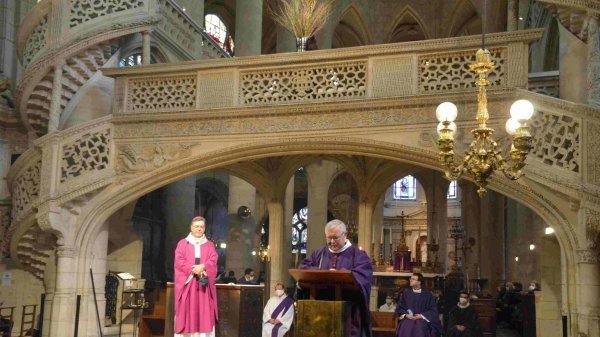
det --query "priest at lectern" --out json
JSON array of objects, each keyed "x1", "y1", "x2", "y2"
[{"x1": 299, "y1": 219, "x2": 373, "y2": 337}]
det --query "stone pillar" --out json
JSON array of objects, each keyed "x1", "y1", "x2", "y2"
[
  {"x1": 507, "y1": 0, "x2": 518, "y2": 31},
  {"x1": 226, "y1": 176, "x2": 257, "y2": 277},
  {"x1": 587, "y1": 14, "x2": 600, "y2": 107},
  {"x1": 46, "y1": 246, "x2": 78, "y2": 337},
  {"x1": 479, "y1": 191, "x2": 505, "y2": 288},
  {"x1": 305, "y1": 161, "x2": 339, "y2": 254},
  {"x1": 425, "y1": 172, "x2": 448, "y2": 273},
  {"x1": 459, "y1": 181, "x2": 481, "y2": 272},
  {"x1": 80, "y1": 225, "x2": 108, "y2": 336},
  {"x1": 558, "y1": 22, "x2": 588, "y2": 103},
  {"x1": 316, "y1": 23, "x2": 334, "y2": 50},
  {"x1": 48, "y1": 60, "x2": 65, "y2": 132},
  {"x1": 282, "y1": 178, "x2": 294, "y2": 278},
  {"x1": 164, "y1": 176, "x2": 196, "y2": 280},
  {"x1": 267, "y1": 200, "x2": 284, "y2": 296},
  {"x1": 142, "y1": 30, "x2": 151, "y2": 65},
  {"x1": 276, "y1": 25, "x2": 296, "y2": 53},
  {"x1": 357, "y1": 197, "x2": 373, "y2": 255},
  {"x1": 234, "y1": 0, "x2": 262, "y2": 56},
  {"x1": 371, "y1": 196, "x2": 384, "y2": 261},
  {"x1": 575, "y1": 253, "x2": 600, "y2": 337}
]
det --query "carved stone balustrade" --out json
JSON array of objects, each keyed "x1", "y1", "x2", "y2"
[
  {"x1": 528, "y1": 71, "x2": 560, "y2": 98},
  {"x1": 105, "y1": 29, "x2": 543, "y2": 114}
]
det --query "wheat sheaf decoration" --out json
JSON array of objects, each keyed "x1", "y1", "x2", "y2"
[{"x1": 267, "y1": 0, "x2": 335, "y2": 46}]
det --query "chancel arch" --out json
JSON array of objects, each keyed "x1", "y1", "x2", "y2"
[
  {"x1": 332, "y1": 5, "x2": 372, "y2": 48},
  {"x1": 386, "y1": 6, "x2": 429, "y2": 43}
]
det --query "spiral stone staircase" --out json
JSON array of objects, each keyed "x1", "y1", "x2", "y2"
[
  {"x1": 11, "y1": 0, "x2": 228, "y2": 279},
  {"x1": 539, "y1": 0, "x2": 600, "y2": 43}
]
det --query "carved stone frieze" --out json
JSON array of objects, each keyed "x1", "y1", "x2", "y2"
[{"x1": 116, "y1": 143, "x2": 196, "y2": 175}]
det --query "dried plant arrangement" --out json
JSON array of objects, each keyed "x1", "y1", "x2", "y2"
[{"x1": 267, "y1": 0, "x2": 335, "y2": 38}]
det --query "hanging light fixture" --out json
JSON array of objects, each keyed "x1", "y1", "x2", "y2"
[{"x1": 435, "y1": 0, "x2": 533, "y2": 197}]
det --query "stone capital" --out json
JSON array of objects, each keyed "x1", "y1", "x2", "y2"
[
  {"x1": 576, "y1": 249, "x2": 599, "y2": 264},
  {"x1": 56, "y1": 245, "x2": 78, "y2": 258}
]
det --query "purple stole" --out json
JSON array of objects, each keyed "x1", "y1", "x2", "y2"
[{"x1": 270, "y1": 296, "x2": 294, "y2": 337}]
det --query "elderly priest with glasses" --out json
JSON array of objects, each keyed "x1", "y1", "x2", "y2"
[{"x1": 298, "y1": 219, "x2": 373, "y2": 337}]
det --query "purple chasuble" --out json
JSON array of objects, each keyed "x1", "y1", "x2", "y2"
[
  {"x1": 270, "y1": 296, "x2": 294, "y2": 337},
  {"x1": 299, "y1": 244, "x2": 373, "y2": 337},
  {"x1": 394, "y1": 288, "x2": 442, "y2": 337}
]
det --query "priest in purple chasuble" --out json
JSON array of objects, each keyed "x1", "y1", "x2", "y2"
[
  {"x1": 174, "y1": 216, "x2": 219, "y2": 337},
  {"x1": 299, "y1": 219, "x2": 373, "y2": 337},
  {"x1": 394, "y1": 273, "x2": 442, "y2": 337},
  {"x1": 262, "y1": 283, "x2": 295, "y2": 337}
]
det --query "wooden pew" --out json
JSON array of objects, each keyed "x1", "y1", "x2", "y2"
[
  {"x1": 470, "y1": 298, "x2": 497, "y2": 337},
  {"x1": 370, "y1": 311, "x2": 396, "y2": 337}
]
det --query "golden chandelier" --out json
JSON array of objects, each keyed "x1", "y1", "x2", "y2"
[{"x1": 435, "y1": 48, "x2": 534, "y2": 197}]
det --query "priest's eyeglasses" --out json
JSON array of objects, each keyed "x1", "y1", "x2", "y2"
[{"x1": 326, "y1": 233, "x2": 346, "y2": 242}]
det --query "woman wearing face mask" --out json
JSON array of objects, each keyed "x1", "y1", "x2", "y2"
[
  {"x1": 262, "y1": 283, "x2": 295, "y2": 337},
  {"x1": 528, "y1": 281, "x2": 540, "y2": 294},
  {"x1": 378, "y1": 295, "x2": 397, "y2": 312}
]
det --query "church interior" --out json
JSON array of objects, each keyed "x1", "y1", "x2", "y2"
[{"x1": 0, "y1": 0, "x2": 599, "y2": 337}]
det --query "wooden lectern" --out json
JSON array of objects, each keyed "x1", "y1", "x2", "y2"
[{"x1": 289, "y1": 269, "x2": 362, "y2": 337}]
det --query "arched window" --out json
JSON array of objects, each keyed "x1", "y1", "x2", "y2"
[
  {"x1": 119, "y1": 53, "x2": 142, "y2": 67},
  {"x1": 447, "y1": 181, "x2": 457, "y2": 199},
  {"x1": 205, "y1": 14, "x2": 228, "y2": 45},
  {"x1": 393, "y1": 175, "x2": 417, "y2": 200},
  {"x1": 292, "y1": 207, "x2": 308, "y2": 253}
]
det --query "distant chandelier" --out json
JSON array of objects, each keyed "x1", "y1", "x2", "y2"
[{"x1": 435, "y1": 2, "x2": 534, "y2": 197}]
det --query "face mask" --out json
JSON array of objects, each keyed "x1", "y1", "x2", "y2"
[
  {"x1": 247, "y1": 276, "x2": 254, "y2": 281},
  {"x1": 529, "y1": 286, "x2": 535, "y2": 291},
  {"x1": 459, "y1": 298, "x2": 468, "y2": 304},
  {"x1": 276, "y1": 289, "x2": 285, "y2": 297},
  {"x1": 385, "y1": 299, "x2": 393, "y2": 304}
]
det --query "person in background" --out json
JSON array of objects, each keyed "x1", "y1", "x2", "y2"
[
  {"x1": 238, "y1": 268, "x2": 257, "y2": 285},
  {"x1": 446, "y1": 291, "x2": 482, "y2": 337},
  {"x1": 262, "y1": 283, "x2": 295, "y2": 337},
  {"x1": 394, "y1": 273, "x2": 442, "y2": 337},
  {"x1": 379, "y1": 295, "x2": 397, "y2": 312},
  {"x1": 174, "y1": 216, "x2": 218, "y2": 337},
  {"x1": 528, "y1": 281, "x2": 540, "y2": 294}
]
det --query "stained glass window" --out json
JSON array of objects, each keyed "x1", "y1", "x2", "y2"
[
  {"x1": 447, "y1": 181, "x2": 457, "y2": 199},
  {"x1": 393, "y1": 175, "x2": 417, "y2": 200},
  {"x1": 119, "y1": 53, "x2": 142, "y2": 67},
  {"x1": 205, "y1": 14, "x2": 227, "y2": 46},
  {"x1": 292, "y1": 207, "x2": 308, "y2": 253}
]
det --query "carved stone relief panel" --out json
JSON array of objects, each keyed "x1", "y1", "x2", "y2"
[
  {"x1": 418, "y1": 48, "x2": 506, "y2": 92},
  {"x1": 529, "y1": 109, "x2": 580, "y2": 173},
  {"x1": 587, "y1": 121, "x2": 600, "y2": 185},
  {"x1": 61, "y1": 128, "x2": 111, "y2": 182},
  {"x1": 371, "y1": 56, "x2": 416, "y2": 98},
  {"x1": 23, "y1": 16, "x2": 48, "y2": 66},
  {"x1": 116, "y1": 143, "x2": 195, "y2": 175},
  {"x1": 126, "y1": 75, "x2": 197, "y2": 112},
  {"x1": 11, "y1": 159, "x2": 41, "y2": 221},
  {"x1": 240, "y1": 62, "x2": 367, "y2": 105},
  {"x1": 197, "y1": 72, "x2": 235, "y2": 108},
  {"x1": 70, "y1": 0, "x2": 144, "y2": 28}
]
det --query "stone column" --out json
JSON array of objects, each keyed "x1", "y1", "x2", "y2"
[
  {"x1": 425, "y1": 172, "x2": 448, "y2": 273},
  {"x1": 305, "y1": 161, "x2": 339, "y2": 254},
  {"x1": 357, "y1": 197, "x2": 373, "y2": 255},
  {"x1": 80, "y1": 225, "x2": 108, "y2": 336},
  {"x1": 371, "y1": 196, "x2": 384, "y2": 262},
  {"x1": 276, "y1": 25, "x2": 296, "y2": 53},
  {"x1": 282, "y1": 178, "x2": 294, "y2": 278},
  {"x1": 226, "y1": 176, "x2": 257, "y2": 277},
  {"x1": 267, "y1": 200, "x2": 284, "y2": 296},
  {"x1": 235, "y1": 0, "x2": 262, "y2": 56},
  {"x1": 587, "y1": 14, "x2": 600, "y2": 107},
  {"x1": 507, "y1": 0, "x2": 518, "y2": 31},
  {"x1": 558, "y1": 22, "x2": 588, "y2": 103},
  {"x1": 575, "y1": 253, "x2": 600, "y2": 337},
  {"x1": 164, "y1": 176, "x2": 196, "y2": 280},
  {"x1": 142, "y1": 30, "x2": 151, "y2": 65},
  {"x1": 459, "y1": 181, "x2": 481, "y2": 272},
  {"x1": 46, "y1": 246, "x2": 78, "y2": 337},
  {"x1": 48, "y1": 60, "x2": 65, "y2": 132},
  {"x1": 479, "y1": 191, "x2": 505, "y2": 288}
]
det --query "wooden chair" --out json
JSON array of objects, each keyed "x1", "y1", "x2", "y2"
[
  {"x1": 370, "y1": 311, "x2": 396, "y2": 337},
  {"x1": 0, "y1": 307, "x2": 15, "y2": 337}
]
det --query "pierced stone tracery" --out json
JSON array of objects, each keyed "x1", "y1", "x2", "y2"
[{"x1": 70, "y1": 0, "x2": 144, "y2": 28}]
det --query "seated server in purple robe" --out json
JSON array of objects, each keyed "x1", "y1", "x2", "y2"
[
  {"x1": 394, "y1": 273, "x2": 442, "y2": 337},
  {"x1": 299, "y1": 219, "x2": 373, "y2": 337}
]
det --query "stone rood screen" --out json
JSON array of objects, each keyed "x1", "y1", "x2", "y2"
[{"x1": 104, "y1": 29, "x2": 543, "y2": 114}]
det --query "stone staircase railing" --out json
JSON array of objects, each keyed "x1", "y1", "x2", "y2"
[
  {"x1": 16, "y1": 0, "x2": 229, "y2": 137},
  {"x1": 528, "y1": 71, "x2": 559, "y2": 98},
  {"x1": 538, "y1": 0, "x2": 600, "y2": 42}
]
